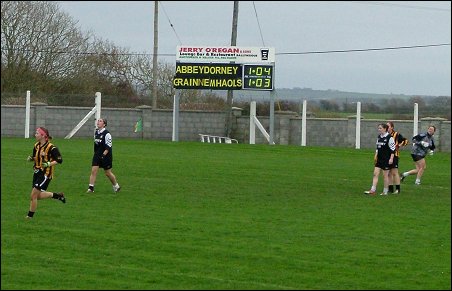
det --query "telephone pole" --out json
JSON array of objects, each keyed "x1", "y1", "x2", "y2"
[
  {"x1": 152, "y1": 1, "x2": 158, "y2": 108},
  {"x1": 225, "y1": 1, "x2": 239, "y2": 137}
]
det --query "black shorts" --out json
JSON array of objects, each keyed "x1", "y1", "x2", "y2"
[
  {"x1": 411, "y1": 154, "x2": 425, "y2": 162},
  {"x1": 32, "y1": 169, "x2": 51, "y2": 191},
  {"x1": 390, "y1": 156, "x2": 399, "y2": 169},
  {"x1": 375, "y1": 159, "x2": 391, "y2": 170},
  {"x1": 92, "y1": 155, "x2": 113, "y2": 170}
]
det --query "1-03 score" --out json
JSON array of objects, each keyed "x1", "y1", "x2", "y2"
[{"x1": 243, "y1": 64, "x2": 274, "y2": 90}]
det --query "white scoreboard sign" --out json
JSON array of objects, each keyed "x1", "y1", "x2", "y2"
[{"x1": 176, "y1": 46, "x2": 275, "y2": 63}]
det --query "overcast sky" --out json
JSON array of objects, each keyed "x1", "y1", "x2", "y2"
[{"x1": 59, "y1": 1, "x2": 451, "y2": 96}]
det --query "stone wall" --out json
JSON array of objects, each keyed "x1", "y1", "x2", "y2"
[{"x1": 2, "y1": 104, "x2": 450, "y2": 152}]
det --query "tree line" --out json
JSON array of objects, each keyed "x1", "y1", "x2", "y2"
[{"x1": 1, "y1": 1, "x2": 221, "y2": 109}]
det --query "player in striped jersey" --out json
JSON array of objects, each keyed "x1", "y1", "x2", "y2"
[
  {"x1": 386, "y1": 121, "x2": 408, "y2": 194},
  {"x1": 26, "y1": 127, "x2": 66, "y2": 219}
]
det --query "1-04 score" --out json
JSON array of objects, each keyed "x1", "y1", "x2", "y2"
[{"x1": 243, "y1": 64, "x2": 274, "y2": 90}]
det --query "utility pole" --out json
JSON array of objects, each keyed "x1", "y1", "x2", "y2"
[
  {"x1": 152, "y1": 1, "x2": 158, "y2": 108},
  {"x1": 225, "y1": 1, "x2": 239, "y2": 137}
]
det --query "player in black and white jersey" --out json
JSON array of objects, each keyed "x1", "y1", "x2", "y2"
[
  {"x1": 364, "y1": 123, "x2": 396, "y2": 196},
  {"x1": 87, "y1": 118, "x2": 121, "y2": 193}
]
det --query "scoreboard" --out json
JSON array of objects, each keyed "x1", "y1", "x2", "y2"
[{"x1": 174, "y1": 63, "x2": 274, "y2": 91}]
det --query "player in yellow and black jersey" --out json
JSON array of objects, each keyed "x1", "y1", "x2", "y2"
[
  {"x1": 387, "y1": 121, "x2": 408, "y2": 194},
  {"x1": 26, "y1": 127, "x2": 66, "y2": 219}
]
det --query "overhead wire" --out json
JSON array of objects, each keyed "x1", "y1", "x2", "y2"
[
  {"x1": 277, "y1": 43, "x2": 451, "y2": 55},
  {"x1": 252, "y1": 1, "x2": 266, "y2": 47},
  {"x1": 4, "y1": 43, "x2": 450, "y2": 57},
  {"x1": 158, "y1": 1, "x2": 182, "y2": 45}
]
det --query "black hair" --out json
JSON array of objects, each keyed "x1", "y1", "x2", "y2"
[{"x1": 378, "y1": 123, "x2": 389, "y2": 131}]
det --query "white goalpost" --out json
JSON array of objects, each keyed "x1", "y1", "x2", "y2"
[
  {"x1": 64, "y1": 92, "x2": 101, "y2": 139},
  {"x1": 249, "y1": 101, "x2": 275, "y2": 145},
  {"x1": 24, "y1": 91, "x2": 101, "y2": 139},
  {"x1": 25, "y1": 90, "x2": 31, "y2": 138},
  {"x1": 297, "y1": 101, "x2": 418, "y2": 148}
]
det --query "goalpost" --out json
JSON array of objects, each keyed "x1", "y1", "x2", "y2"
[
  {"x1": 24, "y1": 91, "x2": 101, "y2": 139},
  {"x1": 249, "y1": 101, "x2": 275, "y2": 145},
  {"x1": 64, "y1": 92, "x2": 101, "y2": 139},
  {"x1": 298, "y1": 101, "x2": 419, "y2": 149}
]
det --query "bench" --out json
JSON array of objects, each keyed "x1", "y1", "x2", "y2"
[{"x1": 199, "y1": 134, "x2": 238, "y2": 144}]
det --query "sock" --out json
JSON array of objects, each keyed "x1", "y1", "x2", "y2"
[
  {"x1": 415, "y1": 179, "x2": 421, "y2": 184},
  {"x1": 388, "y1": 185, "x2": 394, "y2": 193},
  {"x1": 383, "y1": 188, "x2": 388, "y2": 194},
  {"x1": 396, "y1": 185, "x2": 401, "y2": 192},
  {"x1": 27, "y1": 211, "x2": 35, "y2": 218}
]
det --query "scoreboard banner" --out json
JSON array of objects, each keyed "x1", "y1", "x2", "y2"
[{"x1": 176, "y1": 46, "x2": 275, "y2": 63}]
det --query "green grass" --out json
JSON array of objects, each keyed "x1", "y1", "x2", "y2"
[{"x1": 1, "y1": 138, "x2": 450, "y2": 290}]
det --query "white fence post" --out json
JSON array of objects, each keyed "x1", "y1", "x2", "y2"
[
  {"x1": 413, "y1": 103, "x2": 419, "y2": 136},
  {"x1": 301, "y1": 99, "x2": 307, "y2": 146},
  {"x1": 355, "y1": 102, "x2": 361, "y2": 149},
  {"x1": 250, "y1": 101, "x2": 256, "y2": 144}
]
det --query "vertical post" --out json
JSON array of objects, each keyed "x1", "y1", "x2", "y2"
[
  {"x1": 250, "y1": 101, "x2": 256, "y2": 144},
  {"x1": 152, "y1": 1, "x2": 158, "y2": 109},
  {"x1": 269, "y1": 90, "x2": 275, "y2": 144},
  {"x1": 225, "y1": 1, "x2": 239, "y2": 137},
  {"x1": 301, "y1": 99, "x2": 307, "y2": 146},
  {"x1": 172, "y1": 91, "x2": 180, "y2": 142},
  {"x1": 413, "y1": 103, "x2": 419, "y2": 136},
  {"x1": 25, "y1": 90, "x2": 30, "y2": 138},
  {"x1": 95, "y1": 92, "x2": 101, "y2": 127},
  {"x1": 355, "y1": 102, "x2": 361, "y2": 149}
]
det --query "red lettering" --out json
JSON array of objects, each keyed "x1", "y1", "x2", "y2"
[
  {"x1": 179, "y1": 47, "x2": 204, "y2": 53},
  {"x1": 204, "y1": 47, "x2": 240, "y2": 53}
]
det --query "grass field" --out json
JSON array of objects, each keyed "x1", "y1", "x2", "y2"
[{"x1": 1, "y1": 138, "x2": 450, "y2": 290}]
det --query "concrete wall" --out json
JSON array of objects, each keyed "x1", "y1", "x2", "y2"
[{"x1": 2, "y1": 104, "x2": 450, "y2": 152}]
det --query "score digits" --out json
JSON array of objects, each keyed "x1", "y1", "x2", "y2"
[{"x1": 243, "y1": 64, "x2": 273, "y2": 90}]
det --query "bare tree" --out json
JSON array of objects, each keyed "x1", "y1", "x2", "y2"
[
  {"x1": 127, "y1": 54, "x2": 178, "y2": 108},
  {"x1": 1, "y1": 1, "x2": 92, "y2": 93}
]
